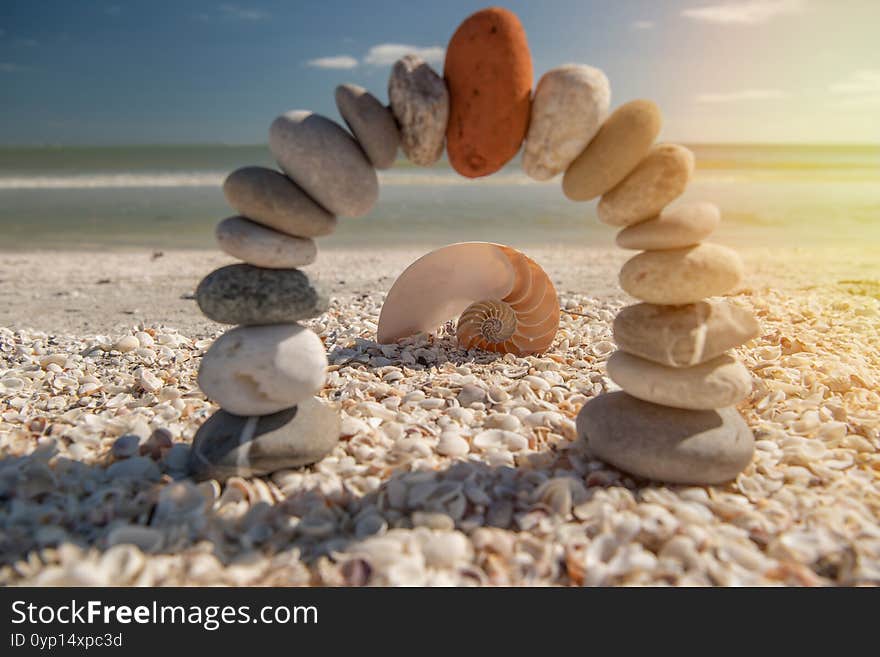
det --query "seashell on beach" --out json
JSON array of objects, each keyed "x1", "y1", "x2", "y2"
[{"x1": 377, "y1": 242, "x2": 559, "y2": 355}]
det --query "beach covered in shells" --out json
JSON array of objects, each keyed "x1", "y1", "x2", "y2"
[{"x1": 1, "y1": 245, "x2": 879, "y2": 586}]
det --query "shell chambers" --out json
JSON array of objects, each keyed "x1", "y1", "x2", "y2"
[
  {"x1": 460, "y1": 245, "x2": 559, "y2": 354},
  {"x1": 376, "y1": 242, "x2": 559, "y2": 356}
]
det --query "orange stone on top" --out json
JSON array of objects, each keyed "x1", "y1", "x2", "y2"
[{"x1": 444, "y1": 7, "x2": 533, "y2": 178}]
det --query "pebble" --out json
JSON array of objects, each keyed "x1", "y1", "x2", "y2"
[
  {"x1": 614, "y1": 301, "x2": 760, "y2": 367},
  {"x1": 106, "y1": 456, "x2": 161, "y2": 481},
  {"x1": 437, "y1": 431, "x2": 470, "y2": 457},
  {"x1": 198, "y1": 324, "x2": 327, "y2": 416},
  {"x1": 269, "y1": 110, "x2": 378, "y2": 217},
  {"x1": 457, "y1": 384, "x2": 487, "y2": 407},
  {"x1": 444, "y1": 7, "x2": 533, "y2": 177},
  {"x1": 195, "y1": 264, "x2": 328, "y2": 325},
  {"x1": 619, "y1": 243, "x2": 745, "y2": 305},
  {"x1": 111, "y1": 434, "x2": 140, "y2": 459},
  {"x1": 113, "y1": 335, "x2": 139, "y2": 353},
  {"x1": 107, "y1": 525, "x2": 164, "y2": 552},
  {"x1": 598, "y1": 143, "x2": 695, "y2": 227},
  {"x1": 522, "y1": 64, "x2": 610, "y2": 181},
  {"x1": 189, "y1": 398, "x2": 340, "y2": 481},
  {"x1": 388, "y1": 55, "x2": 449, "y2": 166},
  {"x1": 215, "y1": 216, "x2": 317, "y2": 269},
  {"x1": 135, "y1": 331, "x2": 154, "y2": 348},
  {"x1": 562, "y1": 99, "x2": 662, "y2": 201},
  {"x1": 607, "y1": 351, "x2": 752, "y2": 410},
  {"x1": 335, "y1": 83, "x2": 400, "y2": 169},
  {"x1": 223, "y1": 166, "x2": 337, "y2": 237},
  {"x1": 577, "y1": 391, "x2": 755, "y2": 485},
  {"x1": 616, "y1": 202, "x2": 721, "y2": 250}
]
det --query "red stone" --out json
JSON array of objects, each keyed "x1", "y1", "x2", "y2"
[{"x1": 444, "y1": 7, "x2": 533, "y2": 178}]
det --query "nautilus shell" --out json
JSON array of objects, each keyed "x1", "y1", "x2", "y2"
[{"x1": 377, "y1": 242, "x2": 559, "y2": 355}]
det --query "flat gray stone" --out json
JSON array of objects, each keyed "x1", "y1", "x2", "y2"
[
  {"x1": 335, "y1": 83, "x2": 400, "y2": 169},
  {"x1": 189, "y1": 398, "x2": 340, "y2": 481},
  {"x1": 223, "y1": 166, "x2": 337, "y2": 237},
  {"x1": 614, "y1": 301, "x2": 760, "y2": 367},
  {"x1": 269, "y1": 110, "x2": 379, "y2": 218},
  {"x1": 577, "y1": 391, "x2": 754, "y2": 485},
  {"x1": 607, "y1": 350, "x2": 752, "y2": 410},
  {"x1": 215, "y1": 216, "x2": 317, "y2": 269},
  {"x1": 388, "y1": 54, "x2": 449, "y2": 166},
  {"x1": 195, "y1": 264, "x2": 328, "y2": 325}
]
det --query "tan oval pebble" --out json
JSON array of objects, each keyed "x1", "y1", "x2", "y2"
[
  {"x1": 620, "y1": 243, "x2": 744, "y2": 305},
  {"x1": 223, "y1": 166, "x2": 337, "y2": 237},
  {"x1": 215, "y1": 216, "x2": 316, "y2": 269},
  {"x1": 617, "y1": 202, "x2": 721, "y2": 250},
  {"x1": 269, "y1": 110, "x2": 378, "y2": 218},
  {"x1": 577, "y1": 391, "x2": 754, "y2": 485},
  {"x1": 607, "y1": 351, "x2": 752, "y2": 410},
  {"x1": 598, "y1": 143, "x2": 694, "y2": 227},
  {"x1": 388, "y1": 54, "x2": 449, "y2": 166},
  {"x1": 562, "y1": 99, "x2": 661, "y2": 201},
  {"x1": 113, "y1": 335, "x2": 139, "y2": 353},
  {"x1": 523, "y1": 64, "x2": 610, "y2": 181},
  {"x1": 614, "y1": 301, "x2": 760, "y2": 367},
  {"x1": 335, "y1": 83, "x2": 400, "y2": 169}
]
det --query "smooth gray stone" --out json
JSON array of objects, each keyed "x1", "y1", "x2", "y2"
[
  {"x1": 269, "y1": 110, "x2": 379, "y2": 218},
  {"x1": 195, "y1": 264, "x2": 328, "y2": 325},
  {"x1": 215, "y1": 216, "x2": 317, "y2": 269},
  {"x1": 189, "y1": 398, "x2": 340, "y2": 481},
  {"x1": 223, "y1": 166, "x2": 337, "y2": 237},
  {"x1": 576, "y1": 391, "x2": 754, "y2": 485},
  {"x1": 335, "y1": 83, "x2": 400, "y2": 169},
  {"x1": 614, "y1": 301, "x2": 760, "y2": 367}
]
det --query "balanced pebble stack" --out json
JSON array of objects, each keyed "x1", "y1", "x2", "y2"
[
  {"x1": 189, "y1": 85, "x2": 404, "y2": 480},
  {"x1": 565, "y1": 107, "x2": 760, "y2": 484}
]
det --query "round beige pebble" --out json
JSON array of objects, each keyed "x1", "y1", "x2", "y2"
[
  {"x1": 562, "y1": 99, "x2": 661, "y2": 201},
  {"x1": 335, "y1": 83, "x2": 400, "y2": 169},
  {"x1": 215, "y1": 216, "x2": 316, "y2": 269},
  {"x1": 269, "y1": 110, "x2": 379, "y2": 218},
  {"x1": 607, "y1": 350, "x2": 752, "y2": 410},
  {"x1": 619, "y1": 243, "x2": 744, "y2": 305},
  {"x1": 198, "y1": 324, "x2": 327, "y2": 416},
  {"x1": 522, "y1": 64, "x2": 610, "y2": 181},
  {"x1": 598, "y1": 143, "x2": 694, "y2": 227},
  {"x1": 113, "y1": 335, "x2": 139, "y2": 353},
  {"x1": 617, "y1": 202, "x2": 720, "y2": 250},
  {"x1": 388, "y1": 54, "x2": 449, "y2": 166},
  {"x1": 614, "y1": 301, "x2": 760, "y2": 367},
  {"x1": 223, "y1": 166, "x2": 337, "y2": 237}
]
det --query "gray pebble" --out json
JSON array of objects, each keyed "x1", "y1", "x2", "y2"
[
  {"x1": 577, "y1": 391, "x2": 754, "y2": 485},
  {"x1": 189, "y1": 398, "x2": 340, "y2": 481},
  {"x1": 223, "y1": 166, "x2": 337, "y2": 237},
  {"x1": 335, "y1": 83, "x2": 400, "y2": 169},
  {"x1": 269, "y1": 110, "x2": 378, "y2": 218},
  {"x1": 195, "y1": 264, "x2": 329, "y2": 325}
]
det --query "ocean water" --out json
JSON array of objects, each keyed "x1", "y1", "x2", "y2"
[{"x1": 0, "y1": 144, "x2": 877, "y2": 251}]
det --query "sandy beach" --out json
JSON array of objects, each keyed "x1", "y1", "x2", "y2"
[{"x1": 1, "y1": 245, "x2": 878, "y2": 586}]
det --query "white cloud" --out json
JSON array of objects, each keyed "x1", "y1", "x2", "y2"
[
  {"x1": 363, "y1": 43, "x2": 445, "y2": 66},
  {"x1": 631, "y1": 20, "x2": 655, "y2": 30},
  {"x1": 696, "y1": 89, "x2": 788, "y2": 103},
  {"x1": 682, "y1": 0, "x2": 805, "y2": 25},
  {"x1": 829, "y1": 70, "x2": 880, "y2": 109},
  {"x1": 306, "y1": 55, "x2": 359, "y2": 70},
  {"x1": 219, "y1": 4, "x2": 268, "y2": 21}
]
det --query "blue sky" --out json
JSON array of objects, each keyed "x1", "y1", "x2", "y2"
[{"x1": 1, "y1": 0, "x2": 878, "y2": 145}]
